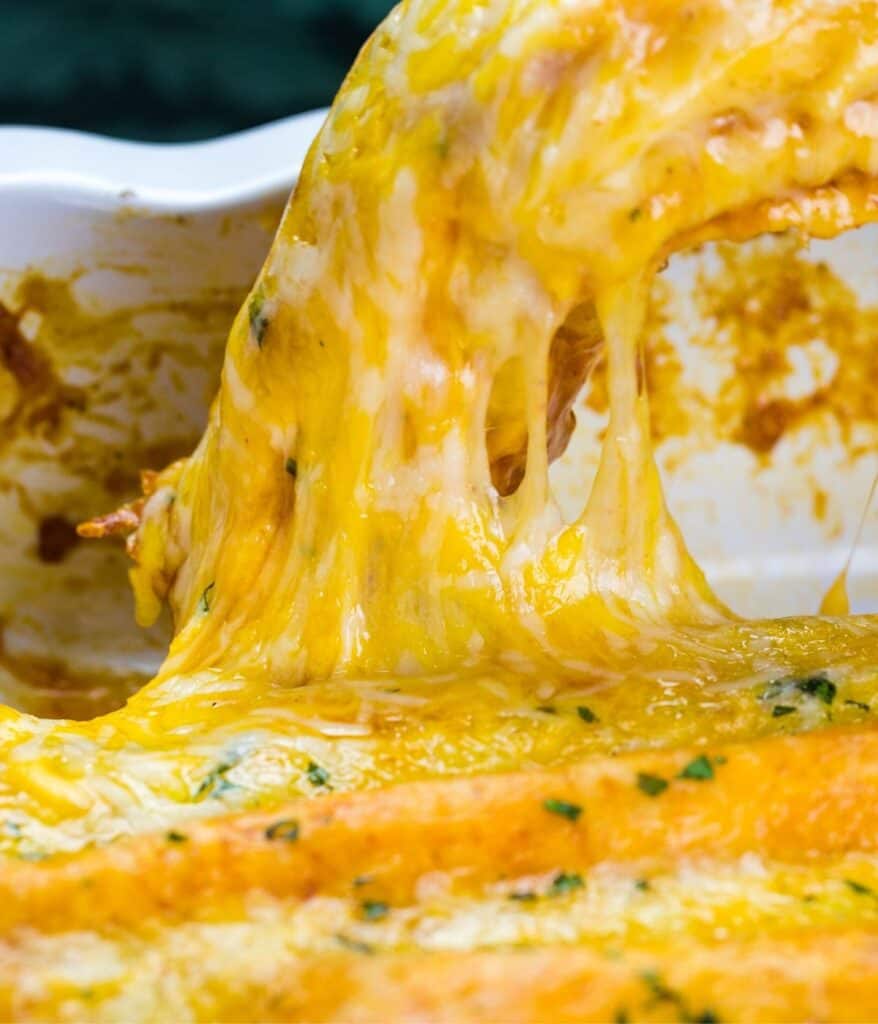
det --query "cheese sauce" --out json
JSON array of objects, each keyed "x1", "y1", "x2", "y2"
[{"x1": 5, "y1": 1, "x2": 878, "y2": 1019}]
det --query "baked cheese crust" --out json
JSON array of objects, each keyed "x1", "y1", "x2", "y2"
[{"x1": 5, "y1": 0, "x2": 878, "y2": 1019}]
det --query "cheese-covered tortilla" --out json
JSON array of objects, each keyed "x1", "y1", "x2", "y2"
[{"x1": 5, "y1": 1, "x2": 878, "y2": 1019}]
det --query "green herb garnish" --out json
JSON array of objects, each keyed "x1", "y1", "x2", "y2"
[
  {"x1": 577, "y1": 705, "x2": 599, "y2": 723},
  {"x1": 634, "y1": 878, "x2": 651, "y2": 892},
  {"x1": 845, "y1": 699, "x2": 871, "y2": 712},
  {"x1": 166, "y1": 831, "x2": 188, "y2": 843},
  {"x1": 509, "y1": 890, "x2": 538, "y2": 902},
  {"x1": 193, "y1": 758, "x2": 238, "y2": 799},
  {"x1": 537, "y1": 705, "x2": 557, "y2": 715},
  {"x1": 307, "y1": 761, "x2": 330, "y2": 787},
  {"x1": 248, "y1": 289, "x2": 270, "y2": 347},
  {"x1": 637, "y1": 772, "x2": 669, "y2": 797},
  {"x1": 678, "y1": 755, "x2": 715, "y2": 781},
  {"x1": 763, "y1": 673, "x2": 836, "y2": 707},
  {"x1": 285, "y1": 457, "x2": 298, "y2": 479},
  {"x1": 361, "y1": 900, "x2": 390, "y2": 921},
  {"x1": 543, "y1": 798, "x2": 582, "y2": 822},
  {"x1": 335, "y1": 933, "x2": 374, "y2": 955},
  {"x1": 641, "y1": 970, "x2": 678, "y2": 1005},
  {"x1": 772, "y1": 705, "x2": 797, "y2": 718},
  {"x1": 845, "y1": 878, "x2": 878, "y2": 898},
  {"x1": 640, "y1": 971, "x2": 718, "y2": 1021},
  {"x1": 265, "y1": 819, "x2": 300, "y2": 842},
  {"x1": 198, "y1": 581, "x2": 216, "y2": 615},
  {"x1": 635, "y1": 970, "x2": 721, "y2": 1019},
  {"x1": 548, "y1": 872, "x2": 584, "y2": 897},
  {"x1": 795, "y1": 674, "x2": 836, "y2": 705}
]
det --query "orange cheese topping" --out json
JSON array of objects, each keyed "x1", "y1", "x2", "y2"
[{"x1": 5, "y1": 1, "x2": 878, "y2": 1019}]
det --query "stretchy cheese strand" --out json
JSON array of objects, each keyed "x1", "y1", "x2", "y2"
[{"x1": 4, "y1": 2, "x2": 878, "y2": 1019}]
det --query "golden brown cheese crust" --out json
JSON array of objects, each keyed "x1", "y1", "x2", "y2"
[
  {"x1": 5, "y1": 725, "x2": 878, "y2": 1019},
  {"x1": 4, "y1": 0, "x2": 878, "y2": 1019}
]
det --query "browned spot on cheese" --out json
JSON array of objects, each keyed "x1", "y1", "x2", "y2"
[{"x1": 77, "y1": 504, "x2": 143, "y2": 540}]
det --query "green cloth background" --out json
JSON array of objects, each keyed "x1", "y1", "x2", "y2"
[{"x1": 0, "y1": 0, "x2": 395, "y2": 140}]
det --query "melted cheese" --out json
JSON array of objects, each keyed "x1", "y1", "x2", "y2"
[{"x1": 6, "y1": 0, "x2": 878, "y2": 1019}]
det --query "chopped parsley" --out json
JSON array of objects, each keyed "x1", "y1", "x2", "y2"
[
  {"x1": 265, "y1": 818, "x2": 300, "y2": 842},
  {"x1": 845, "y1": 699, "x2": 871, "y2": 712},
  {"x1": 548, "y1": 872, "x2": 584, "y2": 897},
  {"x1": 543, "y1": 798, "x2": 582, "y2": 822},
  {"x1": 772, "y1": 705, "x2": 797, "y2": 718},
  {"x1": 537, "y1": 705, "x2": 558, "y2": 715},
  {"x1": 285, "y1": 457, "x2": 298, "y2": 479},
  {"x1": 166, "y1": 831, "x2": 188, "y2": 843},
  {"x1": 634, "y1": 878, "x2": 651, "y2": 892},
  {"x1": 845, "y1": 878, "x2": 878, "y2": 898},
  {"x1": 641, "y1": 971, "x2": 719, "y2": 1022},
  {"x1": 307, "y1": 761, "x2": 330, "y2": 787},
  {"x1": 335, "y1": 933, "x2": 374, "y2": 955},
  {"x1": 577, "y1": 705, "x2": 599, "y2": 723},
  {"x1": 629, "y1": 207, "x2": 643, "y2": 222},
  {"x1": 678, "y1": 755, "x2": 715, "y2": 781},
  {"x1": 637, "y1": 772, "x2": 669, "y2": 797},
  {"x1": 763, "y1": 673, "x2": 836, "y2": 708},
  {"x1": 795, "y1": 674, "x2": 836, "y2": 706},
  {"x1": 193, "y1": 758, "x2": 238, "y2": 800},
  {"x1": 641, "y1": 970, "x2": 678, "y2": 1006},
  {"x1": 248, "y1": 288, "x2": 270, "y2": 347},
  {"x1": 198, "y1": 581, "x2": 216, "y2": 615},
  {"x1": 361, "y1": 900, "x2": 390, "y2": 921}
]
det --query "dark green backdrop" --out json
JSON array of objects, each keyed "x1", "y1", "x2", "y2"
[{"x1": 0, "y1": 0, "x2": 395, "y2": 141}]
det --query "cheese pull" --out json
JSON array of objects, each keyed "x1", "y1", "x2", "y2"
[
  {"x1": 120, "y1": 0, "x2": 878, "y2": 685},
  {"x1": 820, "y1": 470, "x2": 878, "y2": 615},
  {"x1": 4, "y1": 1, "x2": 878, "y2": 1020}
]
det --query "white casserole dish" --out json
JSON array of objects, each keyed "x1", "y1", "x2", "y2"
[{"x1": 0, "y1": 110, "x2": 875, "y2": 718}]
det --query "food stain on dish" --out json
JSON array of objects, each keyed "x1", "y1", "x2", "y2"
[
  {"x1": 585, "y1": 235, "x2": 878, "y2": 460},
  {"x1": 0, "y1": 271, "x2": 243, "y2": 719},
  {"x1": 0, "y1": 294, "x2": 85, "y2": 448}
]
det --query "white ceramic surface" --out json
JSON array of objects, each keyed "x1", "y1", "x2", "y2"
[
  {"x1": 0, "y1": 110, "x2": 327, "y2": 211},
  {"x1": 0, "y1": 111, "x2": 324, "y2": 716}
]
